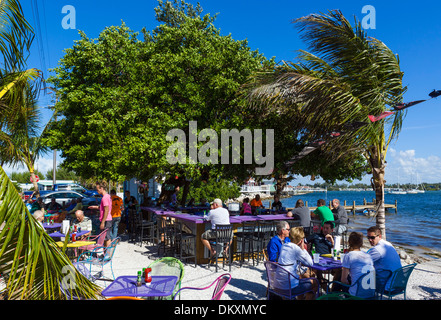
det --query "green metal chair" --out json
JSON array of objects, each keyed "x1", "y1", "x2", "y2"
[
  {"x1": 147, "y1": 257, "x2": 185, "y2": 299},
  {"x1": 378, "y1": 263, "x2": 417, "y2": 300},
  {"x1": 326, "y1": 269, "x2": 376, "y2": 299},
  {"x1": 317, "y1": 292, "x2": 364, "y2": 300}
]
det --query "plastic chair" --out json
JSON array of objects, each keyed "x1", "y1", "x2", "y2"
[
  {"x1": 374, "y1": 268, "x2": 393, "y2": 299},
  {"x1": 317, "y1": 292, "x2": 364, "y2": 300},
  {"x1": 326, "y1": 269, "x2": 376, "y2": 299},
  {"x1": 209, "y1": 224, "x2": 233, "y2": 272},
  {"x1": 264, "y1": 260, "x2": 319, "y2": 300},
  {"x1": 147, "y1": 257, "x2": 185, "y2": 300},
  {"x1": 78, "y1": 229, "x2": 108, "y2": 252},
  {"x1": 379, "y1": 263, "x2": 417, "y2": 300},
  {"x1": 173, "y1": 273, "x2": 232, "y2": 300},
  {"x1": 77, "y1": 237, "x2": 121, "y2": 282}
]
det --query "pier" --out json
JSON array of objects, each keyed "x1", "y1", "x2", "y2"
[{"x1": 289, "y1": 198, "x2": 398, "y2": 214}]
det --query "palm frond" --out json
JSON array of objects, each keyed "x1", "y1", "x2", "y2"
[{"x1": 0, "y1": 165, "x2": 102, "y2": 299}]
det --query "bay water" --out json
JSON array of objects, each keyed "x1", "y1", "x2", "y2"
[{"x1": 277, "y1": 190, "x2": 441, "y2": 254}]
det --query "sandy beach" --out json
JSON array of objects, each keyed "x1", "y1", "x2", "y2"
[{"x1": 105, "y1": 234, "x2": 441, "y2": 300}]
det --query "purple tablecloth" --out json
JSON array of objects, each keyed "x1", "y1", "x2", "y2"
[
  {"x1": 42, "y1": 223, "x2": 62, "y2": 230},
  {"x1": 311, "y1": 257, "x2": 342, "y2": 271},
  {"x1": 47, "y1": 230, "x2": 90, "y2": 238},
  {"x1": 101, "y1": 275, "x2": 178, "y2": 297}
]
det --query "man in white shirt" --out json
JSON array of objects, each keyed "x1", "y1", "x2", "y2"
[
  {"x1": 201, "y1": 198, "x2": 230, "y2": 260},
  {"x1": 366, "y1": 226, "x2": 402, "y2": 289}
]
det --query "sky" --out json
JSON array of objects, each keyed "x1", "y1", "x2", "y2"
[{"x1": 4, "y1": 0, "x2": 441, "y2": 186}]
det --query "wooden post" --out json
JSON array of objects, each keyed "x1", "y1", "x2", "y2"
[
  {"x1": 363, "y1": 198, "x2": 366, "y2": 205},
  {"x1": 305, "y1": 201, "x2": 308, "y2": 207},
  {"x1": 352, "y1": 201, "x2": 356, "y2": 215},
  {"x1": 395, "y1": 199, "x2": 398, "y2": 213},
  {"x1": 344, "y1": 200, "x2": 347, "y2": 206}
]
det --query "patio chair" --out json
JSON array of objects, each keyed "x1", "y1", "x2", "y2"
[
  {"x1": 378, "y1": 263, "x2": 417, "y2": 300},
  {"x1": 255, "y1": 221, "x2": 275, "y2": 263},
  {"x1": 209, "y1": 224, "x2": 234, "y2": 272},
  {"x1": 136, "y1": 210, "x2": 155, "y2": 247},
  {"x1": 147, "y1": 257, "x2": 185, "y2": 300},
  {"x1": 78, "y1": 229, "x2": 108, "y2": 253},
  {"x1": 77, "y1": 237, "x2": 121, "y2": 282},
  {"x1": 61, "y1": 262, "x2": 108, "y2": 300},
  {"x1": 173, "y1": 273, "x2": 232, "y2": 300},
  {"x1": 264, "y1": 260, "x2": 319, "y2": 300},
  {"x1": 326, "y1": 269, "x2": 376, "y2": 299},
  {"x1": 174, "y1": 221, "x2": 197, "y2": 267}
]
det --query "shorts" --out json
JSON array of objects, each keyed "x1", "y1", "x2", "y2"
[
  {"x1": 102, "y1": 220, "x2": 113, "y2": 240},
  {"x1": 291, "y1": 278, "x2": 314, "y2": 295}
]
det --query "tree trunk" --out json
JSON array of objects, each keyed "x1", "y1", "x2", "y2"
[
  {"x1": 371, "y1": 163, "x2": 386, "y2": 239},
  {"x1": 274, "y1": 176, "x2": 288, "y2": 199}
]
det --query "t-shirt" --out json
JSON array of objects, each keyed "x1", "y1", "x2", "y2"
[
  {"x1": 111, "y1": 195, "x2": 123, "y2": 218},
  {"x1": 332, "y1": 205, "x2": 348, "y2": 225},
  {"x1": 206, "y1": 207, "x2": 230, "y2": 229},
  {"x1": 277, "y1": 242, "x2": 313, "y2": 289},
  {"x1": 367, "y1": 239, "x2": 402, "y2": 289},
  {"x1": 99, "y1": 193, "x2": 113, "y2": 222},
  {"x1": 292, "y1": 206, "x2": 311, "y2": 227},
  {"x1": 250, "y1": 199, "x2": 263, "y2": 207},
  {"x1": 314, "y1": 206, "x2": 335, "y2": 226},
  {"x1": 342, "y1": 250, "x2": 375, "y2": 298},
  {"x1": 72, "y1": 216, "x2": 92, "y2": 232},
  {"x1": 306, "y1": 232, "x2": 333, "y2": 254},
  {"x1": 267, "y1": 235, "x2": 290, "y2": 262},
  {"x1": 241, "y1": 202, "x2": 252, "y2": 215}
]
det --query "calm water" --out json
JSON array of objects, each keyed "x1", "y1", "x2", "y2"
[{"x1": 277, "y1": 190, "x2": 441, "y2": 253}]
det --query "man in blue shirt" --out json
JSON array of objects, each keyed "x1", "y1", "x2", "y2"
[{"x1": 267, "y1": 220, "x2": 291, "y2": 262}]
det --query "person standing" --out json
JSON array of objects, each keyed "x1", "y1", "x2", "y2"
[
  {"x1": 266, "y1": 220, "x2": 291, "y2": 262},
  {"x1": 89, "y1": 181, "x2": 112, "y2": 247},
  {"x1": 110, "y1": 189, "x2": 123, "y2": 240}
]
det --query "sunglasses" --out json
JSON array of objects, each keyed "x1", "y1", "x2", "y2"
[{"x1": 367, "y1": 235, "x2": 379, "y2": 240}]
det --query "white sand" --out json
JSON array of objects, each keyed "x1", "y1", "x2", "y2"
[{"x1": 104, "y1": 235, "x2": 441, "y2": 300}]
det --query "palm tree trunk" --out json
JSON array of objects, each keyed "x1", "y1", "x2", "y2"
[
  {"x1": 371, "y1": 162, "x2": 387, "y2": 239},
  {"x1": 29, "y1": 170, "x2": 40, "y2": 197}
]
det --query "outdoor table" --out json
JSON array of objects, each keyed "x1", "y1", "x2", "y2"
[
  {"x1": 101, "y1": 275, "x2": 178, "y2": 299},
  {"x1": 42, "y1": 223, "x2": 62, "y2": 231},
  {"x1": 55, "y1": 240, "x2": 96, "y2": 248},
  {"x1": 48, "y1": 230, "x2": 90, "y2": 239},
  {"x1": 310, "y1": 256, "x2": 343, "y2": 294}
]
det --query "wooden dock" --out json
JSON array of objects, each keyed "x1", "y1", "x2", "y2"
[{"x1": 287, "y1": 198, "x2": 398, "y2": 214}]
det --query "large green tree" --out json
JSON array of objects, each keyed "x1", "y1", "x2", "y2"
[
  {"x1": 46, "y1": 0, "x2": 270, "y2": 184},
  {"x1": 244, "y1": 10, "x2": 406, "y2": 238}
]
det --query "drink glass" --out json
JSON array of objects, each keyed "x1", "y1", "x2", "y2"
[
  {"x1": 313, "y1": 253, "x2": 320, "y2": 264},
  {"x1": 340, "y1": 253, "x2": 345, "y2": 263}
]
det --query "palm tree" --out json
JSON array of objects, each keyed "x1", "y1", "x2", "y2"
[
  {"x1": 0, "y1": 165, "x2": 102, "y2": 299},
  {"x1": 244, "y1": 10, "x2": 406, "y2": 238}
]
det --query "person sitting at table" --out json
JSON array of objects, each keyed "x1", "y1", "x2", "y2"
[
  {"x1": 331, "y1": 198, "x2": 348, "y2": 235},
  {"x1": 32, "y1": 210, "x2": 45, "y2": 229},
  {"x1": 30, "y1": 197, "x2": 45, "y2": 214},
  {"x1": 240, "y1": 197, "x2": 252, "y2": 215},
  {"x1": 45, "y1": 198, "x2": 62, "y2": 212},
  {"x1": 266, "y1": 220, "x2": 290, "y2": 262},
  {"x1": 250, "y1": 194, "x2": 264, "y2": 214},
  {"x1": 366, "y1": 225, "x2": 402, "y2": 290},
  {"x1": 271, "y1": 196, "x2": 283, "y2": 211},
  {"x1": 201, "y1": 198, "x2": 231, "y2": 260},
  {"x1": 312, "y1": 199, "x2": 334, "y2": 226},
  {"x1": 306, "y1": 221, "x2": 335, "y2": 255},
  {"x1": 67, "y1": 198, "x2": 83, "y2": 217},
  {"x1": 72, "y1": 210, "x2": 92, "y2": 240},
  {"x1": 50, "y1": 210, "x2": 67, "y2": 223},
  {"x1": 337, "y1": 232, "x2": 374, "y2": 298},
  {"x1": 291, "y1": 199, "x2": 311, "y2": 233},
  {"x1": 277, "y1": 227, "x2": 318, "y2": 300}
]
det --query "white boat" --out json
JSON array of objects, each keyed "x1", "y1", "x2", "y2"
[{"x1": 389, "y1": 189, "x2": 407, "y2": 195}]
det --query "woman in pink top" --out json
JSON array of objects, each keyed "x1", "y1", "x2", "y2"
[{"x1": 240, "y1": 198, "x2": 252, "y2": 215}]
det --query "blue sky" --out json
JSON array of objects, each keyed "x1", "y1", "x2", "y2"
[{"x1": 5, "y1": 0, "x2": 441, "y2": 185}]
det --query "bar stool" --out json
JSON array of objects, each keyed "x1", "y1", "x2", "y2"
[
  {"x1": 235, "y1": 221, "x2": 258, "y2": 267},
  {"x1": 209, "y1": 224, "x2": 233, "y2": 272},
  {"x1": 255, "y1": 221, "x2": 275, "y2": 263},
  {"x1": 137, "y1": 210, "x2": 155, "y2": 247},
  {"x1": 174, "y1": 221, "x2": 197, "y2": 267},
  {"x1": 157, "y1": 218, "x2": 177, "y2": 257},
  {"x1": 287, "y1": 220, "x2": 301, "y2": 229}
]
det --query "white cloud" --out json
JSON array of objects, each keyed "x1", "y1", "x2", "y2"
[
  {"x1": 387, "y1": 148, "x2": 441, "y2": 184},
  {"x1": 2, "y1": 154, "x2": 60, "y2": 179}
]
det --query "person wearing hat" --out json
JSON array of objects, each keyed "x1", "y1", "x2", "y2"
[{"x1": 201, "y1": 198, "x2": 231, "y2": 260}]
